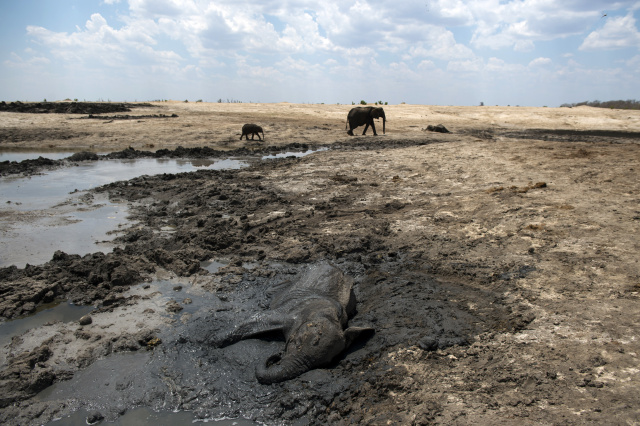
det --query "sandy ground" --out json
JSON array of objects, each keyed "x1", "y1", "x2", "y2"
[
  {"x1": 1, "y1": 102, "x2": 640, "y2": 425},
  {"x1": 2, "y1": 101, "x2": 639, "y2": 152}
]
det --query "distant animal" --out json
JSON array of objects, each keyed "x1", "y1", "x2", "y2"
[
  {"x1": 424, "y1": 124, "x2": 450, "y2": 133},
  {"x1": 213, "y1": 262, "x2": 373, "y2": 384},
  {"x1": 346, "y1": 106, "x2": 386, "y2": 136},
  {"x1": 240, "y1": 123, "x2": 264, "y2": 141}
]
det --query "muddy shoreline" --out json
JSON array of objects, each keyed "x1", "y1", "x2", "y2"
[{"x1": 1, "y1": 103, "x2": 640, "y2": 424}]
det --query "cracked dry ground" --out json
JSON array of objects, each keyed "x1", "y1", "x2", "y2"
[
  {"x1": 1, "y1": 132, "x2": 639, "y2": 424},
  {"x1": 100, "y1": 135, "x2": 640, "y2": 423}
]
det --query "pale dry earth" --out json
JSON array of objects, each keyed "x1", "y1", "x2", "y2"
[{"x1": 1, "y1": 102, "x2": 639, "y2": 424}]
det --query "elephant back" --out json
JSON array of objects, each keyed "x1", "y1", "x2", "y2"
[{"x1": 269, "y1": 262, "x2": 354, "y2": 311}]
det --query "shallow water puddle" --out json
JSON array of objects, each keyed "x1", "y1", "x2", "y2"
[
  {"x1": 0, "y1": 193, "x2": 128, "y2": 268},
  {"x1": 38, "y1": 352, "x2": 257, "y2": 425},
  {"x1": 261, "y1": 147, "x2": 327, "y2": 160},
  {"x1": 32, "y1": 277, "x2": 258, "y2": 425},
  {"x1": 0, "y1": 301, "x2": 94, "y2": 366},
  {"x1": 201, "y1": 258, "x2": 229, "y2": 273},
  {"x1": 0, "y1": 157, "x2": 248, "y2": 268},
  {"x1": 1, "y1": 157, "x2": 247, "y2": 210}
]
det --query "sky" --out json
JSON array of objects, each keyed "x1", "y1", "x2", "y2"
[{"x1": 1, "y1": 0, "x2": 639, "y2": 106}]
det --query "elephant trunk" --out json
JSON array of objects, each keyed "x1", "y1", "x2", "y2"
[{"x1": 256, "y1": 352, "x2": 312, "y2": 385}]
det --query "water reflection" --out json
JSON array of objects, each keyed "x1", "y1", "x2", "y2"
[
  {"x1": 0, "y1": 301, "x2": 93, "y2": 365},
  {"x1": 0, "y1": 157, "x2": 248, "y2": 268},
  {"x1": 261, "y1": 148, "x2": 327, "y2": 160},
  {"x1": 201, "y1": 259, "x2": 229, "y2": 273},
  {"x1": 0, "y1": 193, "x2": 129, "y2": 268}
]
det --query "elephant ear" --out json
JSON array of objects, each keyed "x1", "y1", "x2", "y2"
[{"x1": 344, "y1": 326, "x2": 375, "y2": 348}]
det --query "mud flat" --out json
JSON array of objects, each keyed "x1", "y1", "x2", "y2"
[{"x1": 1, "y1": 102, "x2": 639, "y2": 424}]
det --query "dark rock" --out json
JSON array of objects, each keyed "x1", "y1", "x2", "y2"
[
  {"x1": 424, "y1": 124, "x2": 450, "y2": 133},
  {"x1": 87, "y1": 411, "x2": 104, "y2": 424},
  {"x1": 67, "y1": 152, "x2": 99, "y2": 162}
]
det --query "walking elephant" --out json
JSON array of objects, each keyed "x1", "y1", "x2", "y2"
[
  {"x1": 346, "y1": 106, "x2": 386, "y2": 136},
  {"x1": 240, "y1": 123, "x2": 264, "y2": 141}
]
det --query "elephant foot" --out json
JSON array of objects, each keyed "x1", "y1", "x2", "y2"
[{"x1": 347, "y1": 130, "x2": 354, "y2": 136}]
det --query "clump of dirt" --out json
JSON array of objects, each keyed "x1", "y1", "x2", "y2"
[
  {"x1": 77, "y1": 113, "x2": 178, "y2": 120},
  {"x1": 486, "y1": 181, "x2": 547, "y2": 194}
]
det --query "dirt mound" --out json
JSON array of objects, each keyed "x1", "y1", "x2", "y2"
[
  {"x1": 0, "y1": 101, "x2": 153, "y2": 114},
  {"x1": 77, "y1": 113, "x2": 178, "y2": 120}
]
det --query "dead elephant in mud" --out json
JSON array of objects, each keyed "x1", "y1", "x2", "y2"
[
  {"x1": 213, "y1": 262, "x2": 373, "y2": 384},
  {"x1": 240, "y1": 123, "x2": 264, "y2": 141}
]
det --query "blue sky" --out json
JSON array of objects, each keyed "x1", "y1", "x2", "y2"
[{"x1": 1, "y1": 0, "x2": 639, "y2": 106}]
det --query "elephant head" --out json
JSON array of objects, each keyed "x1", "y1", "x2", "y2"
[
  {"x1": 255, "y1": 300, "x2": 372, "y2": 384},
  {"x1": 370, "y1": 107, "x2": 386, "y2": 134}
]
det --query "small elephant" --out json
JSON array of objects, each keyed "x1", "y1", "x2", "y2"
[
  {"x1": 213, "y1": 262, "x2": 373, "y2": 384},
  {"x1": 346, "y1": 106, "x2": 386, "y2": 136},
  {"x1": 240, "y1": 123, "x2": 264, "y2": 141}
]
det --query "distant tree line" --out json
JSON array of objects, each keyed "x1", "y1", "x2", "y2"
[{"x1": 560, "y1": 99, "x2": 640, "y2": 110}]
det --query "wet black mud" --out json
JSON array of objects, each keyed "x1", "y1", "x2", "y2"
[
  {"x1": 0, "y1": 146, "x2": 531, "y2": 425},
  {"x1": 4, "y1": 125, "x2": 639, "y2": 424},
  {"x1": 12, "y1": 261, "x2": 517, "y2": 425},
  {"x1": 498, "y1": 128, "x2": 640, "y2": 142}
]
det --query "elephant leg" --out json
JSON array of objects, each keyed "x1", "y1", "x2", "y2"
[
  {"x1": 362, "y1": 123, "x2": 370, "y2": 135},
  {"x1": 347, "y1": 128, "x2": 354, "y2": 136},
  {"x1": 370, "y1": 121, "x2": 378, "y2": 136}
]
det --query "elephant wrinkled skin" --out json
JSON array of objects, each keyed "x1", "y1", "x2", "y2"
[
  {"x1": 213, "y1": 262, "x2": 373, "y2": 384},
  {"x1": 346, "y1": 106, "x2": 386, "y2": 136}
]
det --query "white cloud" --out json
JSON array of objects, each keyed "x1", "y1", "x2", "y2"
[
  {"x1": 580, "y1": 13, "x2": 640, "y2": 50},
  {"x1": 468, "y1": 0, "x2": 639, "y2": 50},
  {"x1": 6, "y1": 0, "x2": 640, "y2": 105},
  {"x1": 447, "y1": 58, "x2": 484, "y2": 73},
  {"x1": 276, "y1": 56, "x2": 323, "y2": 74},
  {"x1": 404, "y1": 26, "x2": 475, "y2": 61},
  {"x1": 529, "y1": 57, "x2": 552, "y2": 67},
  {"x1": 3, "y1": 52, "x2": 50, "y2": 68},
  {"x1": 26, "y1": 13, "x2": 182, "y2": 74},
  {"x1": 626, "y1": 54, "x2": 640, "y2": 68},
  {"x1": 417, "y1": 60, "x2": 436, "y2": 70}
]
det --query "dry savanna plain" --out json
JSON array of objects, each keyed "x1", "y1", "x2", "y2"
[{"x1": 1, "y1": 101, "x2": 640, "y2": 425}]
